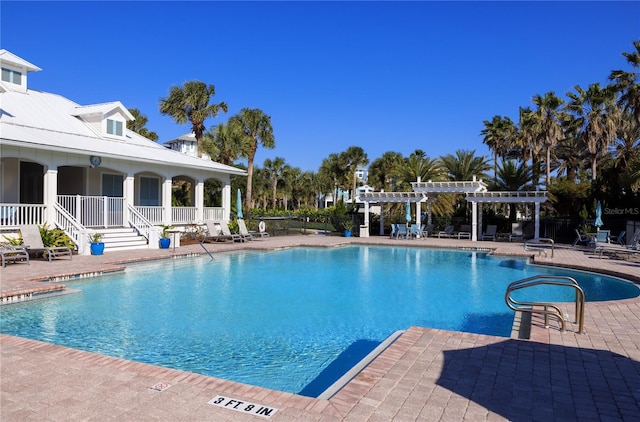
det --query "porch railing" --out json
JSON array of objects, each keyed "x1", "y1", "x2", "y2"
[
  {"x1": 135, "y1": 206, "x2": 163, "y2": 224},
  {"x1": 172, "y1": 207, "x2": 196, "y2": 224},
  {"x1": 0, "y1": 203, "x2": 46, "y2": 228},
  {"x1": 57, "y1": 195, "x2": 124, "y2": 228},
  {"x1": 203, "y1": 207, "x2": 224, "y2": 222}
]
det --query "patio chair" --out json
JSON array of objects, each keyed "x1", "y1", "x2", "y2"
[
  {"x1": 0, "y1": 244, "x2": 30, "y2": 267},
  {"x1": 409, "y1": 224, "x2": 423, "y2": 239},
  {"x1": 457, "y1": 224, "x2": 471, "y2": 239},
  {"x1": 595, "y1": 230, "x2": 610, "y2": 244},
  {"x1": 19, "y1": 225, "x2": 72, "y2": 262},
  {"x1": 395, "y1": 224, "x2": 408, "y2": 239},
  {"x1": 438, "y1": 225, "x2": 455, "y2": 238},
  {"x1": 509, "y1": 222, "x2": 524, "y2": 242},
  {"x1": 237, "y1": 219, "x2": 254, "y2": 241},
  {"x1": 572, "y1": 229, "x2": 590, "y2": 247},
  {"x1": 390, "y1": 223, "x2": 398, "y2": 239},
  {"x1": 218, "y1": 220, "x2": 245, "y2": 243},
  {"x1": 201, "y1": 221, "x2": 234, "y2": 243},
  {"x1": 422, "y1": 224, "x2": 434, "y2": 238},
  {"x1": 481, "y1": 225, "x2": 498, "y2": 241}
]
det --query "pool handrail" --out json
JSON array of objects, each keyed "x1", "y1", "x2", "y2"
[{"x1": 505, "y1": 275, "x2": 585, "y2": 334}]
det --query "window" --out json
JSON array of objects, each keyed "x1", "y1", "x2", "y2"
[
  {"x1": 139, "y1": 177, "x2": 160, "y2": 206},
  {"x1": 106, "y1": 119, "x2": 123, "y2": 136},
  {"x1": 102, "y1": 174, "x2": 123, "y2": 197},
  {"x1": 1, "y1": 67, "x2": 22, "y2": 85}
]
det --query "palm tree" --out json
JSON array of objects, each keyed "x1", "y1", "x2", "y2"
[
  {"x1": 517, "y1": 106, "x2": 544, "y2": 187},
  {"x1": 159, "y1": 81, "x2": 228, "y2": 158},
  {"x1": 493, "y1": 160, "x2": 533, "y2": 221},
  {"x1": 565, "y1": 83, "x2": 621, "y2": 182},
  {"x1": 263, "y1": 157, "x2": 288, "y2": 209},
  {"x1": 230, "y1": 108, "x2": 275, "y2": 210},
  {"x1": 203, "y1": 122, "x2": 245, "y2": 165},
  {"x1": 440, "y1": 149, "x2": 491, "y2": 181},
  {"x1": 532, "y1": 92, "x2": 565, "y2": 187},
  {"x1": 609, "y1": 40, "x2": 640, "y2": 124},
  {"x1": 319, "y1": 153, "x2": 349, "y2": 204},
  {"x1": 368, "y1": 151, "x2": 404, "y2": 191},
  {"x1": 481, "y1": 115, "x2": 516, "y2": 185},
  {"x1": 127, "y1": 108, "x2": 159, "y2": 141},
  {"x1": 341, "y1": 146, "x2": 369, "y2": 201},
  {"x1": 397, "y1": 150, "x2": 444, "y2": 188}
]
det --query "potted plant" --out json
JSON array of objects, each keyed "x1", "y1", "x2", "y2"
[
  {"x1": 159, "y1": 225, "x2": 174, "y2": 249},
  {"x1": 88, "y1": 232, "x2": 104, "y2": 255}
]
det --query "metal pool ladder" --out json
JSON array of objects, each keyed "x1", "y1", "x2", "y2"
[{"x1": 505, "y1": 275, "x2": 585, "y2": 334}]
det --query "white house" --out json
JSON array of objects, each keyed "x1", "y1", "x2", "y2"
[
  {"x1": 0, "y1": 50, "x2": 246, "y2": 253},
  {"x1": 165, "y1": 132, "x2": 211, "y2": 160}
]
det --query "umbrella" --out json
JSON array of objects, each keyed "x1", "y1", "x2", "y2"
[
  {"x1": 594, "y1": 201, "x2": 603, "y2": 229},
  {"x1": 405, "y1": 201, "x2": 411, "y2": 223},
  {"x1": 237, "y1": 189, "x2": 244, "y2": 219}
]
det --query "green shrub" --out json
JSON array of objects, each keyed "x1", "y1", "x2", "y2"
[{"x1": 39, "y1": 224, "x2": 75, "y2": 249}]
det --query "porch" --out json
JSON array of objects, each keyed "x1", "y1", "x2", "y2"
[{"x1": 0, "y1": 199, "x2": 225, "y2": 254}]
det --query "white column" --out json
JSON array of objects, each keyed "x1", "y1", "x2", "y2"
[
  {"x1": 379, "y1": 202, "x2": 385, "y2": 235},
  {"x1": 195, "y1": 180, "x2": 204, "y2": 222},
  {"x1": 43, "y1": 168, "x2": 58, "y2": 225},
  {"x1": 534, "y1": 202, "x2": 541, "y2": 239},
  {"x1": 478, "y1": 204, "x2": 483, "y2": 240},
  {"x1": 221, "y1": 181, "x2": 231, "y2": 222},
  {"x1": 123, "y1": 175, "x2": 134, "y2": 227},
  {"x1": 427, "y1": 201, "x2": 432, "y2": 225},
  {"x1": 361, "y1": 201, "x2": 370, "y2": 237},
  {"x1": 471, "y1": 200, "x2": 478, "y2": 241},
  {"x1": 162, "y1": 178, "x2": 172, "y2": 225},
  {"x1": 415, "y1": 201, "x2": 422, "y2": 238}
]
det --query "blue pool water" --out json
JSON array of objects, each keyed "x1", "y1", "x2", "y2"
[{"x1": 1, "y1": 246, "x2": 638, "y2": 397}]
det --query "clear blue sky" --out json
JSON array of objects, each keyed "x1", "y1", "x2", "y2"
[{"x1": 2, "y1": 1, "x2": 639, "y2": 172}]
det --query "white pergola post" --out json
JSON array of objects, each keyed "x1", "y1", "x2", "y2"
[
  {"x1": 477, "y1": 204, "x2": 483, "y2": 241},
  {"x1": 471, "y1": 200, "x2": 478, "y2": 241},
  {"x1": 379, "y1": 203, "x2": 385, "y2": 235},
  {"x1": 534, "y1": 202, "x2": 541, "y2": 239},
  {"x1": 415, "y1": 201, "x2": 422, "y2": 237}
]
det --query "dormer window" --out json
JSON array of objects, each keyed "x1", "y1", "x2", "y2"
[
  {"x1": 106, "y1": 119, "x2": 123, "y2": 136},
  {"x1": 2, "y1": 67, "x2": 22, "y2": 85}
]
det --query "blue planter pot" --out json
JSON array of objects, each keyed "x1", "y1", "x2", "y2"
[
  {"x1": 344, "y1": 230, "x2": 352, "y2": 237},
  {"x1": 159, "y1": 238, "x2": 171, "y2": 249},
  {"x1": 90, "y1": 242, "x2": 104, "y2": 256}
]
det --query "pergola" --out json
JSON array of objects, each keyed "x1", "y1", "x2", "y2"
[{"x1": 358, "y1": 179, "x2": 548, "y2": 241}]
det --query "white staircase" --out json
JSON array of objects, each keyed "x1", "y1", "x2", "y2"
[{"x1": 91, "y1": 227, "x2": 149, "y2": 252}]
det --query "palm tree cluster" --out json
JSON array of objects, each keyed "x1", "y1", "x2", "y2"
[
  {"x1": 481, "y1": 40, "x2": 640, "y2": 217},
  {"x1": 138, "y1": 41, "x2": 638, "y2": 222}
]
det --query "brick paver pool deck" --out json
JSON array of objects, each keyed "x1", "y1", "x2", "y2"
[{"x1": 1, "y1": 235, "x2": 639, "y2": 421}]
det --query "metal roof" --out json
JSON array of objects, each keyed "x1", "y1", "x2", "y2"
[{"x1": 0, "y1": 88, "x2": 246, "y2": 176}]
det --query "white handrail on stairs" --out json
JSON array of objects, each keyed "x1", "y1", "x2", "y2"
[
  {"x1": 128, "y1": 204, "x2": 153, "y2": 240},
  {"x1": 53, "y1": 203, "x2": 89, "y2": 254}
]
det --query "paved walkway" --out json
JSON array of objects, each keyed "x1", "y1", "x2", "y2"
[{"x1": 1, "y1": 235, "x2": 639, "y2": 421}]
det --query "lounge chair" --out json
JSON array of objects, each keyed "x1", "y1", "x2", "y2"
[
  {"x1": 422, "y1": 224, "x2": 434, "y2": 238},
  {"x1": 593, "y1": 228, "x2": 640, "y2": 260},
  {"x1": 19, "y1": 225, "x2": 72, "y2": 262},
  {"x1": 0, "y1": 244, "x2": 30, "y2": 267},
  {"x1": 509, "y1": 222, "x2": 524, "y2": 242},
  {"x1": 237, "y1": 219, "x2": 254, "y2": 241},
  {"x1": 572, "y1": 229, "x2": 590, "y2": 247},
  {"x1": 457, "y1": 224, "x2": 471, "y2": 239},
  {"x1": 201, "y1": 221, "x2": 234, "y2": 242},
  {"x1": 481, "y1": 225, "x2": 497, "y2": 241},
  {"x1": 438, "y1": 225, "x2": 455, "y2": 238},
  {"x1": 218, "y1": 220, "x2": 244, "y2": 243},
  {"x1": 390, "y1": 223, "x2": 398, "y2": 239}
]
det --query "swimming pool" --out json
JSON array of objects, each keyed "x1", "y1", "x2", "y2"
[{"x1": 1, "y1": 245, "x2": 638, "y2": 397}]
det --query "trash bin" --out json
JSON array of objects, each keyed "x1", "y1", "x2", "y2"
[{"x1": 359, "y1": 225, "x2": 369, "y2": 238}]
